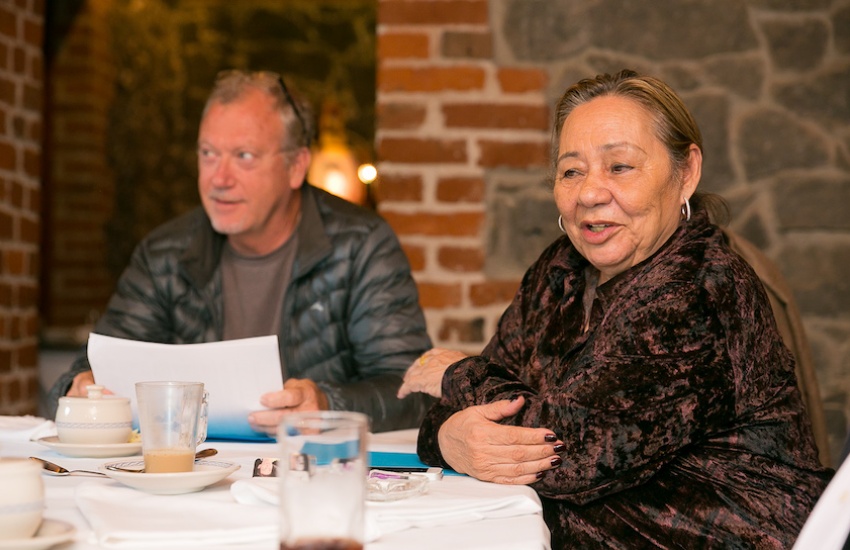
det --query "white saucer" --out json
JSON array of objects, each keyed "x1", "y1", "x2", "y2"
[
  {"x1": 100, "y1": 459, "x2": 240, "y2": 494},
  {"x1": 33, "y1": 436, "x2": 141, "y2": 458},
  {"x1": 0, "y1": 518, "x2": 76, "y2": 550}
]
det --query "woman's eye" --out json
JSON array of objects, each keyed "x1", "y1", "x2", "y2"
[
  {"x1": 611, "y1": 164, "x2": 632, "y2": 173},
  {"x1": 562, "y1": 168, "x2": 579, "y2": 179}
]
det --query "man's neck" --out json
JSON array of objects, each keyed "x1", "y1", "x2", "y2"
[{"x1": 227, "y1": 188, "x2": 302, "y2": 257}]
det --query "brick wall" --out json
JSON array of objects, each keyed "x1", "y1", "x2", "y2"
[
  {"x1": 41, "y1": 0, "x2": 115, "y2": 342},
  {"x1": 0, "y1": 0, "x2": 44, "y2": 414},
  {"x1": 376, "y1": 0, "x2": 550, "y2": 353}
]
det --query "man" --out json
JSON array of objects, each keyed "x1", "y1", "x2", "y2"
[{"x1": 47, "y1": 70, "x2": 433, "y2": 433}]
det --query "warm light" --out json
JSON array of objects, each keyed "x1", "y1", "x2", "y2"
[{"x1": 357, "y1": 163, "x2": 377, "y2": 184}]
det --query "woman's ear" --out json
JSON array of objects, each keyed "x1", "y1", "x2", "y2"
[{"x1": 681, "y1": 143, "x2": 702, "y2": 199}]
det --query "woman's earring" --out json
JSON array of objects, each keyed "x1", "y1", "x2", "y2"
[
  {"x1": 558, "y1": 215, "x2": 566, "y2": 233},
  {"x1": 681, "y1": 197, "x2": 691, "y2": 222}
]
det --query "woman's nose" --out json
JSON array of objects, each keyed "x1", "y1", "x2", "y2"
[{"x1": 577, "y1": 171, "x2": 610, "y2": 206}]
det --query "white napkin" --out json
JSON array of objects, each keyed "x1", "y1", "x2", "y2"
[
  {"x1": 231, "y1": 475, "x2": 542, "y2": 541},
  {"x1": 0, "y1": 415, "x2": 57, "y2": 441},
  {"x1": 75, "y1": 482, "x2": 276, "y2": 548}
]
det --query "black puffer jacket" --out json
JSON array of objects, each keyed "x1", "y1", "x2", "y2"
[{"x1": 48, "y1": 184, "x2": 434, "y2": 432}]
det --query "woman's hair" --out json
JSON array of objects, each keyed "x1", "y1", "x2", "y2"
[
  {"x1": 202, "y1": 70, "x2": 315, "y2": 152},
  {"x1": 551, "y1": 69, "x2": 728, "y2": 223}
]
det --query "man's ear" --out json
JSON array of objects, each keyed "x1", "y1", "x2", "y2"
[{"x1": 289, "y1": 147, "x2": 311, "y2": 190}]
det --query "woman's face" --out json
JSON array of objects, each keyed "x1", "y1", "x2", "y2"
[{"x1": 554, "y1": 95, "x2": 700, "y2": 284}]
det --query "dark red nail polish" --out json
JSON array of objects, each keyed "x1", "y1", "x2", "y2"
[
  {"x1": 535, "y1": 471, "x2": 544, "y2": 479},
  {"x1": 553, "y1": 443, "x2": 566, "y2": 453},
  {"x1": 544, "y1": 433, "x2": 557, "y2": 443},
  {"x1": 551, "y1": 456, "x2": 563, "y2": 467}
]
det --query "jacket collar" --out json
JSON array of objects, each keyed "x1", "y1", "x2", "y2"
[{"x1": 180, "y1": 182, "x2": 331, "y2": 289}]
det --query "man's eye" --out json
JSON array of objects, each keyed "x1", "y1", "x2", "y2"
[
  {"x1": 611, "y1": 164, "x2": 632, "y2": 173},
  {"x1": 562, "y1": 169, "x2": 579, "y2": 179},
  {"x1": 237, "y1": 151, "x2": 256, "y2": 161}
]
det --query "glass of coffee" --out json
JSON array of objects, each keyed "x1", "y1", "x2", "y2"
[
  {"x1": 278, "y1": 411, "x2": 369, "y2": 550},
  {"x1": 135, "y1": 381, "x2": 208, "y2": 473}
]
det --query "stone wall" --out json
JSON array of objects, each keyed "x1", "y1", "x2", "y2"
[
  {"x1": 376, "y1": 0, "x2": 850, "y2": 464},
  {"x1": 0, "y1": 0, "x2": 43, "y2": 414}
]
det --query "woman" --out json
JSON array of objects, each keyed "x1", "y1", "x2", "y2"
[{"x1": 400, "y1": 70, "x2": 831, "y2": 548}]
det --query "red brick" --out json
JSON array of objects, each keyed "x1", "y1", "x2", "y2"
[
  {"x1": 382, "y1": 211, "x2": 483, "y2": 237},
  {"x1": 478, "y1": 139, "x2": 549, "y2": 168},
  {"x1": 379, "y1": 66, "x2": 485, "y2": 92},
  {"x1": 401, "y1": 243, "x2": 426, "y2": 271},
  {"x1": 377, "y1": 102, "x2": 427, "y2": 130},
  {"x1": 23, "y1": 18, "x2": 42, "y2": 46},
  {"x1": 374, "y1": 173, "x2": 423, "y2": 202},
  {"x1": 23, "y1": 148, "x2": 38, "y2": 177},
  {"x1": 0, "y1": 211, "x2": 12, "y2": 239},
  {"x1": 436, "y1": 176, "x2": 485, "y2": 203},
  {"x1": 469, "y1": 280, "x2": 520, "y2": 306},
  {"x1": 437, "y1": 317, "x2": 485, "y2": 343},
  {"x1": 441, "y1": 31, "x2": 492, "y2": 59},
  {"x1": 379, "y1": 137, "x2": 467, "y2": 164},
  {"x1": 14, "y1": 46, "x2": 25, "y2": 73},
  {"x1": 379, "y1": 32, "x2": 429, "y2": 59},
  {"x1": 417, "y1": 282, "x2": 463, "y2": 308},
  {"x1": 4, "y1": 250, "x2": 25, "y2": 275},
  {"x1": 0, "y1": 141, "x2": 14, "y2": 171},
  {"x1": 0, "y1": 6, "x2": 15, "y2": 39},
  {"x1": 498, "y1": 67, "x2": 549, "y2": 93},
  {"x1": 438, "y1": 246, "x2": 484, "y2": 272},
  {"x1": 443, "y1": 103, "x2": 549, "y2": 130},
  {"x1": 380, "y1": 0, "x2": 489, "y2": 25}
]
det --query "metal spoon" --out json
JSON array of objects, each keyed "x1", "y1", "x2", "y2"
[
  {"x1": 29, "y1": 456, "x2": 106, "y2": 477},
  {"x1": 105, "y1": 448, "x2": 218, "y2": 473}
]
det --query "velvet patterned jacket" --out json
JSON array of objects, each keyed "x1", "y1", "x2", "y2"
[{"x1": 418, "y1": 209, "x2": 831, "y2": 548}]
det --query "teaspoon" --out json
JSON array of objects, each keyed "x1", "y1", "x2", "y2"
[
  {"x1": 105, "y1": 448, "x2": 218, "y2": 473},
  {"x1": 29, "y1": 456, "x2": 106, "y2": 477}
]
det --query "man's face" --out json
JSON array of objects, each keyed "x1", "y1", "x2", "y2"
[{"x1": 197, "y1": 88, "x2": 306, "y2": 256}]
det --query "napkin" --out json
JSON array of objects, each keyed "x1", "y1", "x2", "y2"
[
  {"x1": 75, "y1": 482, "x2": 276, "y2": 548},
  {"x1": 0, "y1": 415, "x2": 57, "y2": 441},
  {"x1": 231, "y1": 475, "x2": 542, "y2": 541}
]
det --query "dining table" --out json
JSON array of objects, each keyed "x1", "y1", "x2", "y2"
[{"x1": 0, "y1": 417, "x2": 552, "y2": 550}]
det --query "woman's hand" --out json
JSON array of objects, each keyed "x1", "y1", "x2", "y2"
[
  {"x1": 438, "y1": 396, "x2": 565, "y2": 485},
  {"x1": 397, "y1": 348, "x2": 469, "y2": 398}
]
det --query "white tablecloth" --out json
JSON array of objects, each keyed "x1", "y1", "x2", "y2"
[{"x1": 1, "y1": 427, "x2": 551, "y2": 550}]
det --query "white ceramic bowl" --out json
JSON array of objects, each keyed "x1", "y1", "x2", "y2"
[
  {"x1": 55, "y1": 384, "x2": 133, "y2": 444},
  {"x1": 0, "y1": 458, "x2": 44, "y2": 540}
]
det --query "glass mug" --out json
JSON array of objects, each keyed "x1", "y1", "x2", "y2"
[
  {"x1": 135, "y1": 381, "x2": 208, "y2": 473},
  {"x1": 278, "y1": 411, "x2": 369, "y2": 550}
]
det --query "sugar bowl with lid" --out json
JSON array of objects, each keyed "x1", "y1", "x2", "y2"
[{"x1": 55, "y1": 384, "x2": 133, "y2": 444}]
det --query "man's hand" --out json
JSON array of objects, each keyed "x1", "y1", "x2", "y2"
[
  {"x1": 438, "y1": 396, "x2": 565, "y2": 485},
  {"x1": 398, "y1": 348, "x2": 468, "y2": 399},
  {"x1": 66, "y1": 371, "x2": 114, "y2": 397},
  {"x1": 248, "y1": 378, "x2": 330, "y2": 435}
]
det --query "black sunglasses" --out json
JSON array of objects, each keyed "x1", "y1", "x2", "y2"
[{"x1": 276, "y1": 76, "x2": 310, "y2": 147}]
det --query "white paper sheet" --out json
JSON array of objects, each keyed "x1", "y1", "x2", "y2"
[{"x1": 87, "y1": 333, "x2": 283, "y2": 441}]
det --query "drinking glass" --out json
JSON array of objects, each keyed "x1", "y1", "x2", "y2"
[
  {"x1": 135, "y1": 381, "x2": 208, "y2": 473},
  {"x1": 278, "y1": 411, "x2": 369, "y2": 550}
]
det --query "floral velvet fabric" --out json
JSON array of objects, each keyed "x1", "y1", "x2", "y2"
[{"x1": 417, "y1": 210, "x2": 831, "y2": 549}]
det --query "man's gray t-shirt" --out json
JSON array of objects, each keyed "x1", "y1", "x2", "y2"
[{"x1": 221, "y1": 234, "x2": 298, "y2": 341}]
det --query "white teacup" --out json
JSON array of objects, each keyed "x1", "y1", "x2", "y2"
[
  {"x1": 0, "y1": 458, "x2": 44, "y2": 540},
  {"x1": 55, "y1": 384, "x2": 133, "y2": 444}
]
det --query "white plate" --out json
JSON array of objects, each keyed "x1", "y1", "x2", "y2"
[
  {"x1": 99, "y1": 459, "x2": 240, "y2": 495},
  {"x1": 33, "y1": 436, "x2": 141, "y2": 459},
  {"x1": 0, "y1": 518, "x2": 76, "y2": 550}
]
